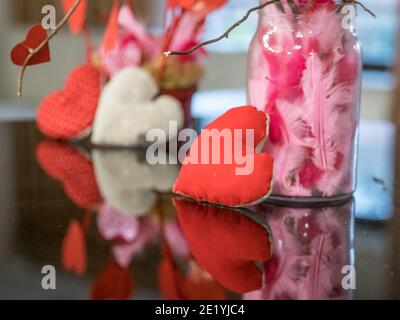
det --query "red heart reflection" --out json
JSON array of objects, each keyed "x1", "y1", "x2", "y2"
[{"x1": 174, "y1": 198, "x2": 272, "y2": 293}]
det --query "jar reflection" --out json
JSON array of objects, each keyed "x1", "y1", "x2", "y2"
[{"x1": 248, "y1": 201, "x2": 354, "y2": 300}]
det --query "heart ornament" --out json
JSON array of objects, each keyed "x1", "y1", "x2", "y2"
[
  {"x1": 11, "y1": 24, "x2": 50, "y2": 66},
  {"x1": 173, "y1": 106, "x2": 274, "y2": 207},
  {"x1": 37, "y1": 64, "x2": 101, "y2": 140},
  {"x1": 91, "y1": 67, "x2": 184, "y2": 147}
]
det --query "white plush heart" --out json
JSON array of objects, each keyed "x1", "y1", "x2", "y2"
[
  {"x1": 91, "y1": 67, "x2": 184, "y2": 146},
  {"x1": 93, "y1": 149, "x2": 179, "y2": 216}
]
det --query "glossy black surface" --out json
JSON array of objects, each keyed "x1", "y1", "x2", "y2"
[{"x1": 0, "y1": 119, "x2": 399, "y2": 300}]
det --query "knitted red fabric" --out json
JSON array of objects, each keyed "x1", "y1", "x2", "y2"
[
  {"x1": 37, "y1": 65, "x2": 101, "y2": 140},
  {"x1": 174, "y1": 198, "x2": 272, "y2": 293},
  {"x1": 36, "y1": 140, "x2": 102, "y2": 209}
]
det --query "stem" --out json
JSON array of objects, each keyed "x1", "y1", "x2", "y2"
[
  {"x1": 165, "y1": 0, "x2": 376, "y2": 57},
  {"x1": 287, "y1": 0, "x2": 300, "y2": 15},
  {"x1": 338, "y1": 0, "x2": 376, "y2": 18},
  {"x1": 164, "y1": 0, "x2": 280, "y2": 57},
  {"x1": 353, "y1": 1, "x2": 376, "y2": 17},
  {"x1": 17, "y1": 0, "x2": 83, "y2": 98}
]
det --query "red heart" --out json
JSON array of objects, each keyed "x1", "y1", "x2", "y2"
[
  {"x1": 37, "y1": 65, "x2": 101, "y2": 139},
  {"x1": 61, "y1": 220, "x2": 87, "y2": 275},
  {"x1": 173, "y1": 106, "x2": 274, "y2": 207},
  {"x1": 91, "y1": 258, "x2": 134, "y2": 300},
  {"x1": 158, "y1": 243, "x2": 226, "y2": 300},
  {"x1": 174, "y1": 198, "x2": 272, "y2": 293},
  {"x1": 11, "y1": 24, "x2": 50, "y2": 66},
  {"x1": 36, "y1": 140, "x2": 103, "y2": 209}
]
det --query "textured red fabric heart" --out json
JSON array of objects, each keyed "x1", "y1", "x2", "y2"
[
  {"x1": 36, "y1": 140, "x2": 102, "y2": 209},
  {"x1": 61, "y1": 220, "x2": 87, "y2": 275},
  {"x1": 91, "y1": 258, "x2": 134, "y2": 300},
  {"x1": 37, "y1": 64, "x2": 101, "y2": 140},
  {"x1": 173, "y1": 106, "x2": 274, "y2": 207},
  {"x1": 158, "y1": 244, "x2": 226, "y2": 300},
  {"x1": 174, "y1": 198, "x2": 272, "y2": 293},
  {"x1": 10, "y1": 24, "x2": 50, "y2": 66}
]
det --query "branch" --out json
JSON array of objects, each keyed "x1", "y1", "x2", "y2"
[
  {"x1": 17, "y1": 0, "x2": 83, "y2": 98},
  {"x1": 164, "y1": 0, "x2": 280, "y2": 57},
  {"x1": 353, "y1": 1, "x2": 376, "y2": 18},
  {"x1": 165, "y1": 0, "x2": 376, "y2": 58},
  {"x1": 338, "y1": 0, "x2": 376, "y2": 18}
]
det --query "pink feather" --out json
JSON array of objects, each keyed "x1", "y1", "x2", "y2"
[
  {"x1": 118, "y1": 4, "x2": 158, "y2": 57},
  {"x1": 316, "y1": 135, "x2": 355, "y2": 196},
  {"x1": 265, "y1": 99, "x2": 311, "y2": 195},
  {"x1": 302, "y1": 7, "x2": 344, "y2": 56},
  {"x1": 98, "y1": 202, "x2": 141, "y2": 242},
  {"x1": 169, "y1": 11, "x2": 206, "y2": 60},
  {"x1": 112, "y1": 218, "x2": 159, "y2": 268},
  {"x1": 302, "y1": 53, "x2": 354, "y2": 172}
]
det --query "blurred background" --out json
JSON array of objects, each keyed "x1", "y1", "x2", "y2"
[
  {"x1": 0, "y1": 0, "x2": 400, "y2": 300},
  {"x1": 0, "y1": 0, "x2": 398, "y2": 122}
]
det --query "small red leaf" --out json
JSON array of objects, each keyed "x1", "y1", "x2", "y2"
[
  {"x1": 101, "y1": 1, "x2": 120, "y2": 53},
  {"x1": 61, "y1": 220, "x2": 87, "y2": 276},
  {"x1": 62, "y1": 0, "x2": 87, "y2": 34},
  {"x1": 167, "y1": 0, "x2": 227, "y2": 16},
  {"x1": 10, "y1": 24, "x2": 50, "y2": 66},
  {"x1": 168, "y1": 0, "x2": 194, "y2": 8}
]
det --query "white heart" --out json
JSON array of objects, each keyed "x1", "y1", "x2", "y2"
[
  {"x1": 93, "y1": 149, "x2": 179, "y2": 216},
  {"x1": 91, "y1": 67, "x2": 184, "y2": 146}
]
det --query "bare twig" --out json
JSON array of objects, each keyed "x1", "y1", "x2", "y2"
[
  {"x1": 287, "y1": 0, "x2": 300, "y2": 15},
  {"x1": 165, "y1": 0, "x2": 376, "y2": 58},
  {"x1": 17, "y1": 0, "x2": 83, "y2": 98},
  {"x1": 164, "y1": 0, "x2": 280, "y2": 57},
  {"x1": 352, "y1": 1, "x2": 376, "y2": 18},
  {"x1": 338, "y1": 0, "x2": 376, "y2": 18}
]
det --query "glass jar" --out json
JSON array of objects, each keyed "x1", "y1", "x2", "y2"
[{"x1": 247, "y1": 1, "x2": 362, "y2": 203}]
